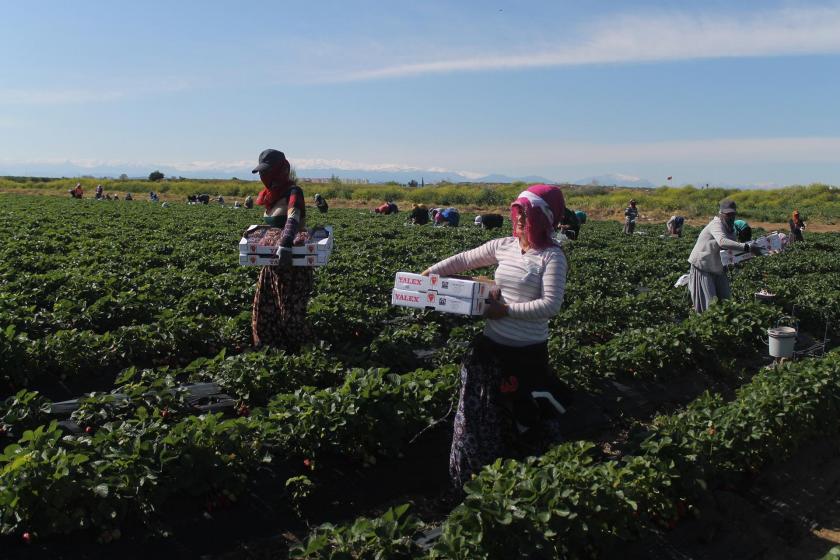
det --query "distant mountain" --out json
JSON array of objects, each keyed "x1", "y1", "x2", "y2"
[
  {"x1": 573, "y1": 173, "x2": 656, "y2": 188},
  {"x1": 0, "y1": 160, "x2": 555, "y2": 185},
  {"x1": 299, "y1": 168, "x2": 555, "y2": 185},
  {"x1": 475, "y1": 173, "x2": 554, "y2": 184},
  {"x1": 301, "y1": 167, "x2": 470, "y2": 184}
]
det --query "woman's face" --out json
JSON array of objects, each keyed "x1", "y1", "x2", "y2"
[
  {"x1": 259, "y1": 163, "x2": 290, "y2": 188},
  {"x1": 514, "y1": 207, "x2": 527, "y2": 236}
]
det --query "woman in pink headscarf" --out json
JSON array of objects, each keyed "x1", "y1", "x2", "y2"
[{"x1": 421, "y1": 184, "x2": 570, "y2": 487}]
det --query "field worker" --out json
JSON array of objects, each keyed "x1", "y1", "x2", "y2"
[
  {"x1": 734, "y1": 219, "x2": 752, "y2": 242},
  {"x1": 557, "y1": 207, "x2": 580, "y2": 240},
  {"x1": 234, "y1": 201, "x2": 242, "y2": 208},
  {"x1": 687, "y1": 199, "x2": 762, "y2": 313},
  {"x1": 666, "y1": 215, "x2": 685, "y2": 237},
  {"x1": 149, "y1": 191, "x2": 159, "y2": 202},
  {"x1": 217, "y1": 195, "x2": 225, "y2": 205},
  {"x1": 95, "y1": 184, "x2": 104, "y2": 199},
  {"x1": 623, "y1": 199, "x2": 638, "y2": 234},
  {"x1": 789, "y1": 210, "x2": 806, "y2": 242},
  {"x1": 409, "y1": 203, "x2": 429, "y2": 225},
  {"x1": 69, "y1": 183, "x2": 84, "y2": 198},
  {"x1": 113, "y1": 194, "x2": 119, "y2": 201},
  {"x1": 314, "y1": 193, "x2": 329, "y2": 214},
  {"x1": 435, "y1": 207, "x2": 460, "y2": 227},
  {"x1": 250, "y1": 148, "x2": 313, "y2": 352},
  {"x1": 244, "y1": 195, "x2": 254, "y2": 209},
  {"x1": 474, "y1": 213, "x2": 503, "y2": 229},
  {"x1": 375, "y1": 201, "x2": 396, "y2": 215},
  {"x1": 421, "y1": 184, "x2": 570, "y2": 487},
  {"x1": 124, "y1": 192, "x2": 133, "y2": 201}
]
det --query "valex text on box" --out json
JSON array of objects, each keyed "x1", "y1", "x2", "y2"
[
  {"x1": 391, "y1": 272, "x2": 493, "y2": 316},
  {"x1": 391, "y1": 288, "x2": 488, "y2": 316},
  {"x1": 393, "y1": 272, "x2": 492, "y2": 300}
]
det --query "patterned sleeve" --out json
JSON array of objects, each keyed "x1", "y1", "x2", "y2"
[{"x1": 280, "y1": 187, "x2": 305, "y2": 247}]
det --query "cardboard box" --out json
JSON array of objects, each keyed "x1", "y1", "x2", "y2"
[
  {"x1": 239, "y1": 225, "x2": 333, "y2": 255},
  {"x1": 391, "y1": 288, "x2": 488, "y2": 316},
  {"x1": 720, "y1": 250, "x2": 753, "y2": 267},
  {"x1": 391, "y1": 271, "x2": 493, "y2": 316},
  {"x1": 393, "y1": 272, "x2": 492, "y2": 300},
  {"x1": 239, "y1": 225, "x2": 284, "y2": 255},
  {"x1": 239, "y1": 253, "x2": 329, "y2": 267},
  {"x1": 720, "y1": 232, "x2": 786, "y2": 267},
  {"x1": 239, "y1": 225, "x2": 333, "y2": 267}
]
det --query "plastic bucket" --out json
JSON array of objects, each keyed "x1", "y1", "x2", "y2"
[
  {"x1": 768, "y1": 327, "x2": 796, "y2": 358},
  {"x1": 754, "y1": 292, "x2": 776, "y2": 304}
]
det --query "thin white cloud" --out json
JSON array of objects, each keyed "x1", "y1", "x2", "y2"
[{"x1": 335, "y1": 5, "x2": 840, "y2": 81}]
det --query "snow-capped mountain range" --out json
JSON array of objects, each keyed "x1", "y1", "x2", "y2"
[{"x1": 0, "y1": 159, "x2": 786, "y2": 189}]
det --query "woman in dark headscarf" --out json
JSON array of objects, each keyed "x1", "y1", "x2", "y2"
[
  {"x1": 250, "y1": 149, "x2": 313, "y2": 352},
  {"x1": 422, "y1": 184, "x2": 570, "y2": 487}
]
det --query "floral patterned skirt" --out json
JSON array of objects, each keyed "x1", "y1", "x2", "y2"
[
  {"x1": 251, "y1": 265, "x2": 314, "y2": 352},
  {"x1": 449, "y1": 335, "x2": 566, "y2": 487}
]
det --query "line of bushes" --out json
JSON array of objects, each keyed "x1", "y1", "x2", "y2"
[{"x1": 4, "y1": 179, "x2": 838, "y2": 222}]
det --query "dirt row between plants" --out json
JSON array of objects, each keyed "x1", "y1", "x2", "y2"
[{"x1": 626, "y1": 437, "x2": 840, "y2": 559}]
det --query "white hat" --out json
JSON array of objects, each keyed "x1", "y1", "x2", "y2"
[{"x1": 474, "y1": 216, "x2": 482, "y2": 225}]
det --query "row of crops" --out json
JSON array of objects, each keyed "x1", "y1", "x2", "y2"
[{"x1": 1, "y1": 195, "x2": 838, "y2": 557}]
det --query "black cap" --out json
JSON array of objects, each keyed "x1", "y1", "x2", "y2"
[
  {"x1": 252, "y1": 149, "x2": 287, "y2": 174},
  {"x1": 719, "y1": 199, "x2": 737, "y2": 214}
]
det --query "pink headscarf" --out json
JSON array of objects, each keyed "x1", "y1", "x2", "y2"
[{"x1": 510, "y1": 184, "x2": 565, "y2": 250}]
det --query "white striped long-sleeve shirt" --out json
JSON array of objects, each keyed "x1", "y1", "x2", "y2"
[{"x1": 428, "y1": 237, "x2": 567, "y2": 346}]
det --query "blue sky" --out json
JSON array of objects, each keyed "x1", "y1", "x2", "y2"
[{"x1": 1, "y1": 0, "x2": 840, "y2": 185}]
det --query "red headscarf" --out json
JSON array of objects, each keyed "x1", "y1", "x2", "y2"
[
  {"x1": 255, "y1": 162, "x2": 294, "y2": 209},
  {"x1": 510, "y1": 184, "x2": 565, "y2": 250}
]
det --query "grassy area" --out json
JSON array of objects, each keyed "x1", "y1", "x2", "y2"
[{"x1": 2, "y1": 176, "x2": 838, "y2": 223}]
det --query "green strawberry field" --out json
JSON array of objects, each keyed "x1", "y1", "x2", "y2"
[{"x1": 1, "y1": 194, "x2": 839, "y2": 558}]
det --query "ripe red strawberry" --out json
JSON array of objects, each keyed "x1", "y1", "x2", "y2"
[
  {"x1": 22, "y1": 532, "x2": 32, "y2": 544},
  {"x1": 676, "y1": 501, "x2": 687, "y2": 518},
  {"x1": 85, "y1": 426, "x2": 94, "y2": 434}
]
